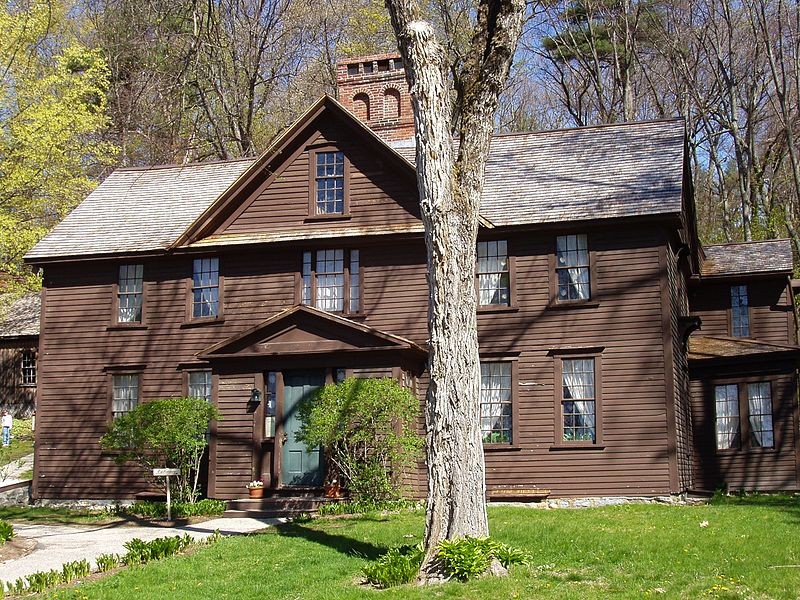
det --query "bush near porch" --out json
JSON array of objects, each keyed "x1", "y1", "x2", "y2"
[{"x1": 50, "y1": 496, "x2": 800, "y2": 599}]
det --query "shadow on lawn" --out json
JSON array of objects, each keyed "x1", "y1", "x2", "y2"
[
  {"x1": 273, "y1": 521, "x2": 389, "y2": 560},
  {"x1": 710, "y1": 492, "x2": 800, "y2": 523}
]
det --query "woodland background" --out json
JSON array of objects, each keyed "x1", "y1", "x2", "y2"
[{"x1": 1, "y1": 0, "x2": 799, "y2": 295}]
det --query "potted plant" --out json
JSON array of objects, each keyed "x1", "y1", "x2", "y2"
[
  {"x1": 323, "y1": 477, "x2": 341, "y2": 499},
  {"x1": 247, "y1": 479, "x2": 264, "y2": 499}
]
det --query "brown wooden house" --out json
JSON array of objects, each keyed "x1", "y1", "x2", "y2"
[
  {"x1": 0, "y1": 294, "x2": 39, "y2": 418},
  {"x1": 24, "y1": 53, "x2": 800, "y2": 501}
]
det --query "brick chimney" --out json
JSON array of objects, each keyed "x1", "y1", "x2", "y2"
[{"x1": 336, "y1": 53, "x2": 414, "y2": 143}]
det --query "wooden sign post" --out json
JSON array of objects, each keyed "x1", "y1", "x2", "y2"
[{"x1": 152, "y1": 468, "x2": 180, "y2": 520}]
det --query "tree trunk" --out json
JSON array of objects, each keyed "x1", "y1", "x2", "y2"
[{"x1": 384, "y1": 0, "x2": 524, "y2": 582}]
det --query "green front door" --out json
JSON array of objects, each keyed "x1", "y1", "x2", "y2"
[{"x1": 282, "y1": 370, "x2": 325, "y2": 486}]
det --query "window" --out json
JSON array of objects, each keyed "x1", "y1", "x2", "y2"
[
  {"x1": 112, "y1": 374, "x2": 139, "y2": 419},
  {"x1": 192, "y1": 258, "x2": 220, "y2": 319},
  {"x1": 747, "y1": 383, "x2": 774, "y2": 448},
  {"x1": 301, "y1": 249, "x2": 360, "y2": 313},
  {"x1": 477, "y1": 240, "x2": 510, "y2": 306},
  {"x1": 714, "y1": 382, "x2": 774, "y2": 450},
  {"x1": 561, "y1": 358, "x2": 596, "y2": 442},
  {"x1": 265, "y1": 372, "x2": 277, "y2": 438},
  {"x1": 118, "y1": 264, "x2": 143, "y2": 323},
  {"x1": 480, "y1": 362, "x2": 512, "y2": 444},
  {"x1": 731, "y1": 285, "x2": 749, "y2": 337},
  {"x1": 20, "y1": 351, "x2": 36, "y2": 386},
  {"x1": 187, "y1": 371, "x2": 212, "y2": 402},
  {"x1": 556, "y1": 234, "x2": 590, "y2": 301},
  {"x1": 715, "y1": 384, "x2": 740, "y2": 449},
  {"x1": 314, "y1": 151, "x2": 345, "y2": 215}
]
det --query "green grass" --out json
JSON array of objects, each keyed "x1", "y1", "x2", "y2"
[
  {"x1": 42, "y1": 499, "x2": 800, "y2": 599},
  {"x1": 0, "y1": 417, "x2": 34, "y2": 469},
  {"x1": 0, "y1": 506, "x2": 123, "y2": 525}
]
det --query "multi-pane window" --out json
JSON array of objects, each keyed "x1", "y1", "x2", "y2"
[
  {"x1": 20, "y1": 351, "x2": 36, "y2": 386},
  {"x1": 265, "y1": 372, "x2": 277, "y2": 438},
  {"x1": 715, "y1": 384, "x2": 740, "y2": 449},
  {"x1": 747, "y1": 383, "x2": 774, "y2": 448},
  {"x1": 561, "y1": 358, "x2": 596, "y2": 442},
  {"x1": 315, "y1": 151, "x2": 345, "y2": 214},
  {"x1": 480, "y1": 362, "x2": 512, "y2": 444},
  {"x1": 188, "y1": 371, "x2": 212, "y2": 402},
  {"x1": 731, "y1": 285, "x2": 750, "y2": 337},
  {"x1": 118, "y1": 264, "x2": 143, "y2": 323},
  {"x1": 714, "y1": 382, "x2": 775, "y2": 450},
  {"x1": 301, "y1": 249, "x2": 360, "y2": 313},
  {"x1": 192, "y1": 258, "x2": 219, "y2": 318},
  {"x1": 112, "y1": 374, "x2": 139, "y2": 419},
  {"x1": 477, "y1": 240, "x2": 510, "y2": 306},
  {"x1": 556, "y1": 234, "x2": 590, "y2": 301}
]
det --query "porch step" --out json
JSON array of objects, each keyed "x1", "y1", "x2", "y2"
[{"x1": 223, "y1": 494, "x2": 341, "y2": 519}]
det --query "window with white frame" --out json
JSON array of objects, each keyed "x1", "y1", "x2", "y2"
[
  {"x1": 479, "y1": 362, "x2": 512, "y2": 444},
  {"x1": 561, "y1": 358, "x2": 596, "y2": 441},
  {"x1": 20, "y1": 351, "x2": 36, "y2": 386},
  {"x1": 730, "y1": 285, "x2": 750, "y2": 337},
  {"x1": 188, "y1": 371, "x2": 212, "y2": 402},
  {"x1": 118, "y1": 264, "x2": 143, "y2": 323},
  {"x1": 301, "y1": 249, "x2": 360, "y2": 313},
  {"x1": 192, "y1": 258, "x2": 219, "y2": 318},
  {"x1": 556, "y1": 234, "x2": 590, "y2": 301},
  {"x1": 747, "y1": 382, "x2": 774, "y2": 448},
  {"x1": 715, "y1": 384, "x2": 740, "y2": 449},
  {"x1": 314, "y1": 151, "x2": 345, "y2": 215},
  {"x1": 477, "y1": 240, "x2": 510, "y2": 306},
  {"x1": 112, "y1": 374, "x2": 139, "y2": 419}
]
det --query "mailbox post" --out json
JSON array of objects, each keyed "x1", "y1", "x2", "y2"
[{"x1": 152, "y1": 468, "x2": 180, "y2": 520}]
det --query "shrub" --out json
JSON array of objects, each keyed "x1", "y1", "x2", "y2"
[
  {"x1": 436, "y1": 537, "x2": 531, "y2": 581},
  {"x1": 297, "y1": 377, "x2": 422, "y2": 502},
  {"x1": 0, "y1": 519, "x2": 13, "y2": 543},
  {"x1": 100, "y1": 397, "x2": 220, "y2": 503},
  {"x1": 363, "y1": 544, "x2": 424, "y2": 588}
]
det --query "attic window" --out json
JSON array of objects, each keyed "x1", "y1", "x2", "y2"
[
  {"x1": 347, "y1": 63, "x2": 359, "y2": 76},
  {"x1": 312, "y1": 150, "x2": 348, "y2": 216}
]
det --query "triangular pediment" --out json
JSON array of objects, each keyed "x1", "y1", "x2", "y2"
[
  {"x1": 198, "y1": 305, "x2": 426, "y2": 358},
  {"x1": 173, "y1": 96, "x2": 421, "y2": 250}
]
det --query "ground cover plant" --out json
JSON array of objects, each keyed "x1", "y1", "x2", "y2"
[
  {"x1": 0, "y1": 519, "x2": 13, "y2": 542},
  {"x1": 41, "y1": 497, "x2": 800, "y2": 599}
]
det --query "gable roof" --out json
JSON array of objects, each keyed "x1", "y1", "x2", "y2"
[
  {"x1": 26, "y1": 104, "x2": 687, "y2": 262},
  {"x1": 0, "y1": 293, "x2": 40, "y2": 339},
  {"x1": 700, "y1": 239, "x2": 793, "y2": 277},
  {"x1": 198, "y1": 304, "x2": 426, "y2": 359}
]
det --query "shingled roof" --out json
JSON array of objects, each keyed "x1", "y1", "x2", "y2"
[
  {"x1": 26, "y1": 160, "x2": 253, "y2": 261},
  {"x1": 394, "y1": 119, "x2": 686, "y2": 227},
  {"x1": 701, "y1": 239, "x2": 793, "y2": 277},
  {"x1": 0, "y1": 294, "x2": 40, "y2": 339},
  {"x1": 688, "y1": 335, "x2": 800, "y2": 362},
  {"x1": 26, "y1": 107, "x2": 686, "y2": 261}
]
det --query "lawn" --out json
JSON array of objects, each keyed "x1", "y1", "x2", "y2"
[
  {"x1": 0, "y1": 418, "x2": 34, "y2": 473},
  {"x1": 41, "y1": 495, "x2": 800, "y2": 599}
]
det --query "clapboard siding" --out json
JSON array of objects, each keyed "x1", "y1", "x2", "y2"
[
  {"x1": 690, "y1": 279, "x2": 794, "y2": 344},
  {"x1": 35, "y1": 221, "x2": 687, "y2": 500},
  {"x1": 690, "y1": 367, "x2": 799, "y2": 491},
  {"x1": 220, "y1": 119, "x2": 420, "y2": 236}
]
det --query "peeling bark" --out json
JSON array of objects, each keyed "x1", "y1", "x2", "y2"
[{"x1": 384, "y1": 0, "x2": 525, "y2": 582}]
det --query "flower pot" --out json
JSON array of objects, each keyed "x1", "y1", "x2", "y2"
[
  {"x1": 248, "y1": 487, "x2": 264, "y2": 499},
  {"x1": 324, "y1": 483, "x2": 341, "y2": 498}
]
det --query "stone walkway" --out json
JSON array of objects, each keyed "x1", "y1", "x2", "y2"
[{"x1": 1, "y1": 517, "x2": 279, "y2": 586}]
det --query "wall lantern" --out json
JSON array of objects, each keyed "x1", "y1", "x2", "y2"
[{"x1": 250, "y1": 388, "x2": 262, "y2": 404}]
